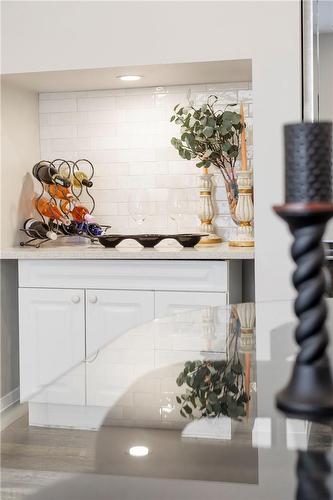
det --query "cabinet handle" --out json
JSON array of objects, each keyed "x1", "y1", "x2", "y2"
[
  {"x1": 89, "y1": 295, "x2": 98, "y2": 304},
  {"x1": 71, "y1": 295, "x2": 81, "y2": 304}
]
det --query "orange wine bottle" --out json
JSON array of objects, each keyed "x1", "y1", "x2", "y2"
[
  {"x1": 34, "y1": 197, "x2": 70, "y2": 225},
  {"x1": 48, "y1": 184, "x2": 74, "y2": 201},
  {"x1": 60, "y1": 200, "x2": 95, "y2": 223}
]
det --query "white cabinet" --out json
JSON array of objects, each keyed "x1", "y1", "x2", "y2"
[
  {"x1": 155, "y1": 291, "x2": 227, "y2": 318},
  {"x1": 19, "y1": 288, "x2": 85, "y2": 401},
  {"x1": 18, "y1": 259, "x2": 242, "y2": 408},
  {"x1": 86, "y1": 290, "x2": 154, "y2": 357}
]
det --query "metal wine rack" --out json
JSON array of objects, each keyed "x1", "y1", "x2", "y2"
[{"x1": 20, "y1": 159, "x2": 111, "y2": 248}]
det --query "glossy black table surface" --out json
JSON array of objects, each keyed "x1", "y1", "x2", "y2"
[{"x1": 6, "y1": 300, "x2": 333, "y2": 499}]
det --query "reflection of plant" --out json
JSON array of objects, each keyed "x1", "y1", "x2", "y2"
[{"x1": 176, "y1": 355, "x2": 249, "y2": 420}]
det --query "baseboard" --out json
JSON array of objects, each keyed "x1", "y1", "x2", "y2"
[{"x1": 0, "y1": 387, "x2": 20, "y2": 413}]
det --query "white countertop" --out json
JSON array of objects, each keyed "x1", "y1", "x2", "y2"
[{"x1": 1, "y1": 241, "x2": 254, "y2": 260}]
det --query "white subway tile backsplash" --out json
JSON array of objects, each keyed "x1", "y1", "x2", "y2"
[
  {"x1": 94, "y1": 189, "x2": 128, "y2": 203},
  {"x1": 116, "y1": 94, "x2": 155, "y2": 110},
  {"x1": 114, "y1": 149, "x2": 156, "y2": 162},
  {"x1": 215, "y1": 188, "x2": 229, "y2": 201},
  {"x1": 83, "y1": 110, "x2": 118, "y2": 124},
  {"x1": 92, "y1": 176, "x2": 122, "y2": 189},
  {"x1": 155, "y1": 174, "x2": 198, "y2": 189},
  {"x1": 154, "y1": 147, "x2": 181, "y2": 162},
  {"x1": 208, "y1": 91, "x2": 238, "y2": 106},
  {"x1": 40, "y1": 125, "x2": 77, "y2": 139},
  {"x1": 120, "y1": 108, "x2": 167, "y2": 123},
  {"x1": 39, "y1": 151, "x2": 79, "y2": 162},
  {"x1": 93, "y1": 163, "x2": 129, "y2": 176},
  {"x1": 206, "y1": 82, "x2": 250, "y2": 92},
  {"x1": 148, "y1": 189, "x2": 169, "y2": 202},
  {"x1": 93, "y1": 202, "x2": 118, "y2": 216},
  {"x1": 154, "y1": 93, "x2": 187, "y2": 108},
  {"x1": 117, "y1": 203, "x2": 130, "y2": 216},
  {"x1": 98, "y1": 215, "x2": 129, "y2": 231},
  {"x1": 128, "y1": 214, "x2": 168, "y2": 230},
  {"x1": 39, "y1": 81, "x2": 252, "y2": 237},
  {"x1": 41, "y1": 137, "x2": 91, "y2": 152},
  {"x1": 77, "y1": 123, "x2": 117, "y2": 138},
  {"x1": 77, "y1": 150, "x2": 118, "y2": 163},
  {"x1": 77, "y1": 97, "x2": 116, "y2": 111},
  {"x1": 116, "y1": 121, "x2": 171, "y2": 136},
  {"x1": 128, "y1": 162, "x2": 168, "y2": 176},
  {"x1": 39, "y1": 99, "x2": 77, "y2": 113},
  {"x1": 40, "y1": 111, "x2": 89, "y2": 126},
  {"x1": 120, "y1": 175, "x2": 156, "y2": 189},
  {"x1": 238, "y1": 89, "x2": 253, "y2": 102},
  {"x1": 168, "y1": 161, "x2": 199, "y2": 175},
  {"x1": 215, "y1": 215, "x2": 237, "y2": 229}
]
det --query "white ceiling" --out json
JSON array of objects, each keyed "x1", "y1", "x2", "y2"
[{"x1": 1, "y1": 59, "x2": 252, "y2": 93}]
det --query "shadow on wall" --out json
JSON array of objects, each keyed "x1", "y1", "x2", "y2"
[{"x1": 16, "y1": 173, "x2": 34, "y2": 245}]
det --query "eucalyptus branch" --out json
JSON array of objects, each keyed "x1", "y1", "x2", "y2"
[{"x1": 170, "y1": 96, "x2": 244, "y2": 187}]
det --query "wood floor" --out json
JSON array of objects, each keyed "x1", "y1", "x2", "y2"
[
  {"x1": 2, "y1": 406, "x2": 333, "y2": 500},
  {"x1": 1, "y1": 408, "x2": 98, "y2": 500},
  {"x1": 1, "y1": 412, "x2": 97, "y2": 474}
]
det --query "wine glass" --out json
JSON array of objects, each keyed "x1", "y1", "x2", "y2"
[
  {"x1": 168, "y1": 189, "x2": 191, "y2": 234},
  {"x1": 128, "y1": 190, "x2": 155, "y2": 232}
]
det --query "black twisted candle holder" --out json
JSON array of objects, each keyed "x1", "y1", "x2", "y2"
[
  {"x1": 274, "y1": 203, "x2": 333, "y2": 418},
  {"x1": 296, "y1": 449, "x2": 332, "y2": 500}
]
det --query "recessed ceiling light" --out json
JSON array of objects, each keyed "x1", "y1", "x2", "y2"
[
  {"x1": 128, "y1": 445, "x2": 149, "y2": 457},
  {"x1": 117, "y1": 75, "x2": 142, "y2": 82}
]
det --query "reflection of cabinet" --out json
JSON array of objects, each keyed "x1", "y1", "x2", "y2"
[
  {"x1": 19, "y1": 259, "x2": 242, "y2": 403},
  {"x1": 86, "y1": 290, "x2": 154, "y2": 357},
  {"x1": 155, "y1": 291, "x2": 227, "y2": 317}
]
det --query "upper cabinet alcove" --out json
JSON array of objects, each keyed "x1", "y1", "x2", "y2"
[{"x1": 2, "y1": 60, "x2": 252, "y2": 94}]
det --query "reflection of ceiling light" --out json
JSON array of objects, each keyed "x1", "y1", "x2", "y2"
[
  {"x1": 117, "y1": 75, "x2": 142, "y2": 81},
  {"x1": 128, "y1": 446, "x2": 149, "y2": 457}
]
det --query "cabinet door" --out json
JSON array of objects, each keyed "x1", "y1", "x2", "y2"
[
  {"x1": 86, "y1": 289, "x2": 154, "y2": 357},
  {"x1": 19, "y1": 288, "x2": 85, "y2": 402},
  {"x1": 154, "y1": 291, "x2": 227, "y2": 318}
]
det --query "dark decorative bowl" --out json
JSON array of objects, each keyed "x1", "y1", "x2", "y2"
[
  {"x1": 98, "y1": 233, "x2": 206, "y2": 248},
  {"x1": 175, "y1": 234, "x2": 203, "y2": 247}
]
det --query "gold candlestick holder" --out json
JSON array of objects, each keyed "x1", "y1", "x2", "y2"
[
  {"x1": 229, "y1": 170, "x2": 255, "y2": 247},
  {"x1": 198, "y1": 168, "x2": 222, "y2": 245}
]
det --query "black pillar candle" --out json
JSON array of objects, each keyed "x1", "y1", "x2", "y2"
[{"x1": 284, "y1": 122, "x2": 332, "y2": 203}]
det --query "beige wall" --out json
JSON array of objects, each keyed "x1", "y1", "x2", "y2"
[
  {"x1": 319, "y1": 33, "x2": 333, "y2": 121},
  {"x1": 1, "y1": 80, "x2": 40, "y2": 248},
  {"x1": 319, "y1": 34, "x2": 333, "y2": 240},
  {"x1": 1, "y1": 81, "x2": 39, "y2": 399}
]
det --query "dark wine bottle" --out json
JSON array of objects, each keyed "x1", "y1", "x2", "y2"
[
  {"x1": 33, "y1": 162, "x2": 70, "y2": 187},
  {"x1": 24, "y1": 219, "x2": 57, "y2": 240},
  {"x1": 54, "y1": 221, "x2": 79, "y2": 236}
]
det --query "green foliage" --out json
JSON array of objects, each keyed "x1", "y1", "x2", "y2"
[
  {"x1": 176, "y1": 357, "x2": 249, "y2": 420},
  {"x1": 170, "y1": 95, "x2": 244, "y2": 172}
]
